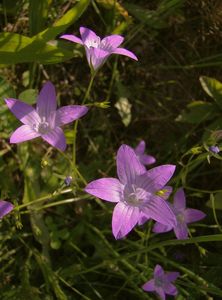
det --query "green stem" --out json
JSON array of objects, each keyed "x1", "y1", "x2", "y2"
[
  {"x1": 72, "y1": 73, "x2": 96, "y2": 176},
  {"x1": 16, "y1": 188, "x2": 72, "y2": 210}
]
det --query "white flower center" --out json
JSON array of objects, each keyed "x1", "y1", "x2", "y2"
[
  {"x1": 124, "y1": 184, "x2": 150, "y2": 207},
  {"x1": 33, "y1": 117, "x2": 50, "y2": 134},
  {"x1": 86, "y1": 37, "x2": 100, "y2": 49},
  {"x1": 155, "y1": 277, "x2": 165, "y2": 287}
]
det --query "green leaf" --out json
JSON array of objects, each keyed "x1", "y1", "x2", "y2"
[
  {"x1": 200, "y1": 76, "x2": 222, "y2": 109},
  {"x1": 18, "y1": 89, "x2": 37, "y2": 105},
  {"x1": 36, "y1": 0, "x2": 90, "y2": 42},
  {"x1": 0, "y1": 32, "x2": 75, "y2": 65},
  {"x1": 179, "y1": 100, "x2": 217, "y2": 124},
  {"x1": 29, "y1": 0, "x2": 52, "y2": 36}
]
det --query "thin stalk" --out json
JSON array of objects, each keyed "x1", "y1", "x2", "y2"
[{"x1": 72, "y1": 73, "x2": 96, "y2": 173}]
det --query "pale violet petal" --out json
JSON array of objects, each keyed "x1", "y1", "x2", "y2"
[
  {"x1": 112, "y1": 47, "x2": 138, "y2": 60},
  {"x1": 142, "y1": 279, "x2": 155, "y2": 292},
  {"x1": 85, "y1": 178, "x2": 123, "y2": 202},
  {"x1": 10, "y1": 125, "x2": 40, "y2": 143},
  {"x1": 90, "y1": 47, "x2": 110, "y2": 70},
  {"x1": 165, "y1": 272, "x2": 180, "y2": 282},
  {"x1": 164, "y1": 283, "x2": 178, "y2": 296},
  {"x1": 174, "y1": 222, "x2": 188, "y2": 240},
  {"x1": 56, "y1": 105, "x2": 89, "y2": 126},
  {"x1": 154, "y1": 264, "x2": 164, "y2": 277},
  {"x1": 60, "y1": 34, "x2": 83, "y2": 45},
  {"x1": 144, "y1": 196, "x2": 176, "y2": 227},
  {"x1": 153, "y1": 222, "x2": 173, "y2": 233},
  {"x1": 135, "y1": 140, "x2": 146, "y2": 155},
  {"x1": 156, "y1": 287, "x2": 166, "y2": 300},
  {"x1": 174, "y1": 188, "x2": 186, "y2": 211},
  {"x1": 101, "y1": 35, "x2": 124, "y2": 50},
  {"x1": 80, "y1": 27, "x2": 100, "y2": 47},
  {"x1": 37, "y1": 81, "x2": 57, "y2": 119},
  {"x1": 138, "y1": 211, "x2": 150, "y2": 226},
  {"x1": 42, "y1": 127, "x2": 66, "y2": 151},
  {"x1": 184, "y1": 208, "x2": 206, "y2": 224},
  {"x1": 112, "y1": 202, "x2": 139, "y2": 239},
  {"x1": 5, "y1": 98, "x2": 40, "y2": 126},
  {"x1": 138, "y1": 165, "x2": 176, "y2": 193},
  {"x1": 117, "y1": 144, "x2": 146, "y2": 185},
  {"x1": 0, "y1": 200, "x2": 14, "y2": 218}
]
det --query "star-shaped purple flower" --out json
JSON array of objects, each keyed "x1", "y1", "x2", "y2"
[
  {"x1": 85, "y1": 144, "x2": 176, "y2": 239},
  {"x1": 60, "y1": 27, "x2": 138, "y2": 71},
  {"x1": 5, "y1": 82, "x2": 89, "y2": 151},
  {"x1": 142, "y1": 264, "x2": 180, "y2": 300},
  {"x1": 153, "y1": 188, "x2": 206, "y2": 239},
  {"x1": 134, "y1": 140, "x2": 156, "y2": 166},
  {"x1": 0, "y1": 200, "x2": 14, "y2": 218}
]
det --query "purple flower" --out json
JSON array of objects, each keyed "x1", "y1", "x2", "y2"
[
  {"x1": 64, "y1": 176, "x2": 73, "y2": 186},
  {"x1": 134, "y1": 140, "x2": 156, "y2": 166},
  {"x1": 0, "y1": 200, "x2": 14, "y2": 218},
  {"x1": 153, "y1": 188, "x2": 206, "y2": 239},
  {"x1": 85, "y1": 144, "x2": 176, "y2": 239},
  {"x1": 142, "y1": 264, "x2": 180, "y2": 300},
  {"x1": 60, "y1": 27, "x2": 138, "y2": 71},
  {"x1": 209, "y1": 145, "x2": 220, "y2": 154},
  {"x1": 5, "y1": 82, "x2": 88, "y2": 151}
]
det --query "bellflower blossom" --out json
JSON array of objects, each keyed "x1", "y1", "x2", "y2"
[
  {"x1": 142, "y1": 264, "x2": 180, "y2": 300},
  {"x1": 0, "y1": 200, "x2": 14, "y2": 218},
  {"x1": 153, "y1": 188, "x2": 206, "y2": 239},
  {"x1": 5, "y1": 82, "x2": 88, "y2": 151},
  {"x1": 85, "y1": 144, "x2": 176, "y2": 239},
  {"x1": 209, "y1": 145, "x2": 220, "y2": 154},
  {"x1": 134, "y1": 140, "x2": 156, "y2": 166},
  {"x1": 60, "y1": 27, "x2": 138, "y2": 71}
]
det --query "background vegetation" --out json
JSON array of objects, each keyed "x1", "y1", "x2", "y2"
[{"x1": 0, "y1": 0, "x2": 222, "y2": 299}]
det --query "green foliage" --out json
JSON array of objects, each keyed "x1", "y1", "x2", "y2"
[{"x1": 1, "y1": 1, "x2": 222, "y2": 299}]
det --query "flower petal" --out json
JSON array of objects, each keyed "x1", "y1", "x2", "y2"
[
  {"x1": 174, "y1": 222, "x2": 188, "y2": 240},
  {"x1": 142, "y1": 279, "x2": 155, "y2": 292},
  {"x1": 56, "y1": 105, "x2": 89, "y2": 126},
  {"x1": 112, "y1": 202, "x2": 139, "y2": 239},
  {"x1": 0, "y1": 200, "x2": 14, "y2": 218},
  {"x1": 153, "y1": 221, "x2": 173, "y2": 233},
  {"x1": 80, "y1": 27, "x2": 100, "y2": 47},
  {"x1": 85, "y1": 178, "x2": 123, "y2": 202},
  {"x1": 36, "y1": 81, "x2": 57, "y2": 119},
  {"x1": 90, "y1": 47, "x2": 110, "y2": 70},
  {"x1": 60, "y1": 34, "x2": 83, "y2": 45},
  {"x1": 165, "y1": 272, "x2": 180, "y2": 282},
  {"x1": 135, "y1": 140, "x2": 146, "y2": 155},
  {"x1": 5, "y1": 98, "x2": 40, "y2": 126},
  {"x1": 144, "y1": 196, "x2": 176, "y2": 227},
  {"x1": 139, "y1": 165, "x2": 176, "y2": 193},
  {"x1": 101, "y1": 35, "x2": 124, "y2": 49},
  {"x1": 154, "y1": 264, "x2": 164, "y2": 277},
  {"x1": 42, "y1": 127, "x2": 66, "y2": 151},
  {"x1": 117, "y1": 144, "x2": 146, "y2": 185},
  {"x1": 184, "y1": 208, "x2": 206, "y2": 223},
  {"x1": 156, "y1": 287, "x2": 166, "y2": 300},
  {"x1": 138, "y1": 211, "x2": 150, "y2": 226},
  {"x1": 139, "y1": 154, "x2": 156, "y2": 165},
  {"x1": 174, "y1": 188, "x2": 186, "y2": 210},
  {"x1": 112, "y1": 47, "x2": 138, "y2": 60},
  {"x1": 10, "y1": 125, "x2": 40, "y2": 143},
  {"x1": 164, "y1": 283, "x2": 178, "y2": 296}
]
